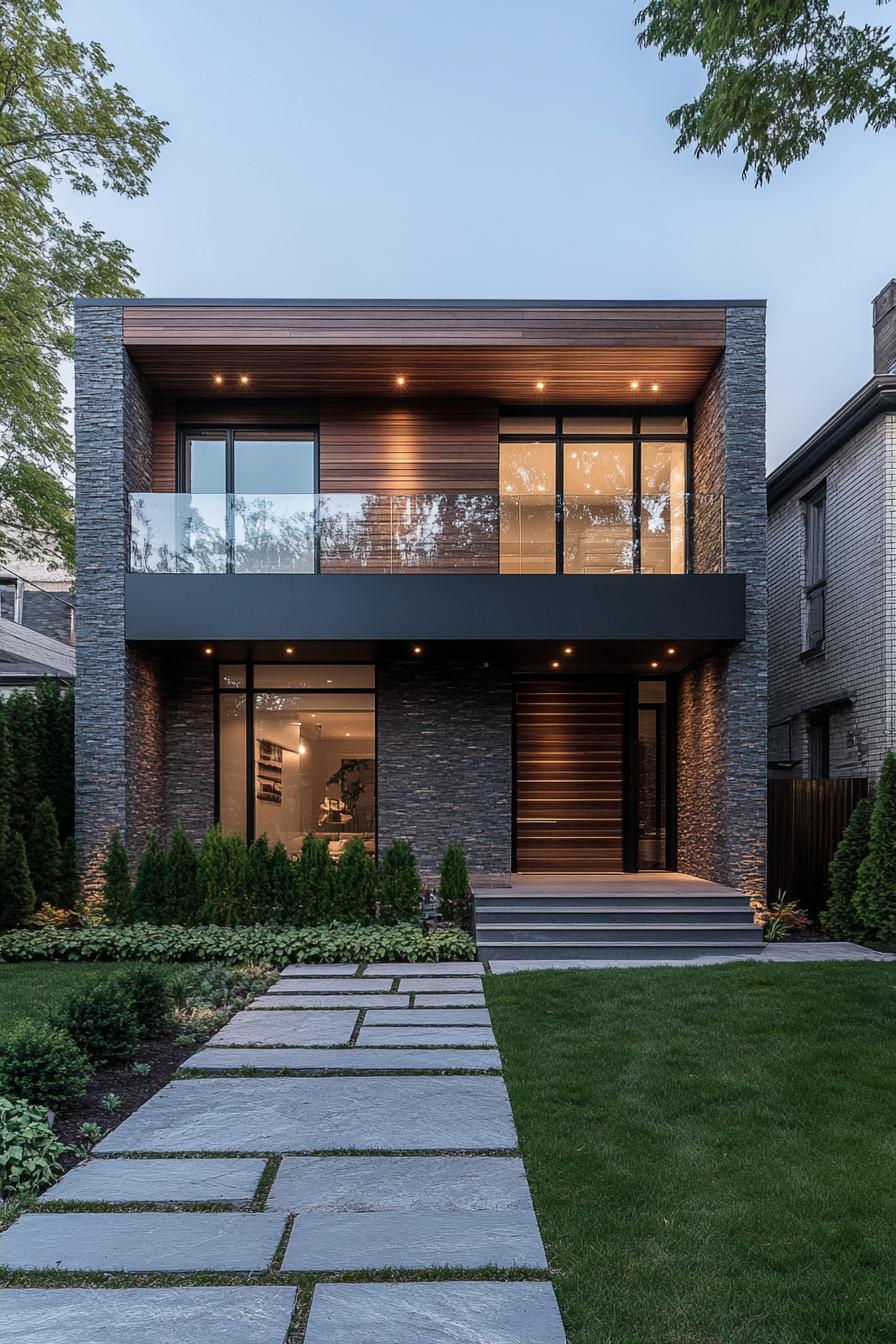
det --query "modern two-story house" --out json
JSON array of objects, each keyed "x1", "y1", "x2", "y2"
[{"x1": 74, "y1": 298, "x2": 767, "y2": 957}]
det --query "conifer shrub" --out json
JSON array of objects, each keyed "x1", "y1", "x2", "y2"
[
  {"x1": 822, "y1": 798, "x2": 872, "y2": 941},
  {"x1": 377, "y1": 838, "x2": 423, "y2": 924},
  {"x1": 162, "y1": 823, "x2": 199, "y2": 924},
  {"x1": 269, "y1": 839, "x2": 300, "y2": 922},
  {"x1": 855, "y1": 752, "x2": 896, "y2": 941},
  {"x1": 296, "y1": 833, "x2": 336, "y2": 923},
  {"x1": 0, "y1": 1021, "x2": 91, "y2": 1113},
  {"x1": 114, "y1": 964, "x2": 173, "y2": 1037},
  {"x1": 335, "y1": 837, "x2": 377, "y2": 922},
  {"x1": 60, "y1": 834, "x2": 80, "y2": 910},
  {"x1": 0, "y1": 830, "x2": 37, "y2": 929},
  {"x1": 132, "y1": 828, "x2": 166, "y2": 924},
  {"x1": 0, "y1": 701, "x2": 13, "y2": 837},
  {"x1": 58, "y1": 980, "x2": 140, "y2": 1066},
  {"x1": 197, "y1": 826, "x2": 247, "y2": 925},
  {"x1": 245, "y1": 834, "x2": 272, "y2": 923},
  {"x1": 27, "y1": 797, "x2": 63, "y2": 907},
  {"x1": 437, "y1": 843, "x2": 471, "y2": 927},
  {"x1": 102, "y1": 828, "x2": 133, "y2": 924},
  {"x1": 5, "y1": 691, "x2": 40, "y2": 837}
]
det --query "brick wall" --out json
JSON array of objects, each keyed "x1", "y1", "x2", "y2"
[{"x1": 376, "y1": 655, "x2": 512, "y2": 884}]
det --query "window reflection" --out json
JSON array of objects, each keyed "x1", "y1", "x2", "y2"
[
  {"x1": 499, "y1": 441, "x2": 557, "y2": 573},
  {"x1": 640, "y1": 441, "x2": 686, "y2": 574},
  {"x1": 563, "y1": 443, "x2": 634, "y2": 573}
]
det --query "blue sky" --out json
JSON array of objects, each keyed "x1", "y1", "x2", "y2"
[{"x1": 62, "y1": 0, "x2": 896, "y2": 468}]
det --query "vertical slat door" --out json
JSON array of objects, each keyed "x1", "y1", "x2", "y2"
[{"x1": 515, "y1": 679, "x2": 624, "y2": 872}]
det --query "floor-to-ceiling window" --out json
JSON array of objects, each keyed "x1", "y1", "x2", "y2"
[
  {"x1": 637, "y1": 680, "x2": 667, "y2": 869},
  {"x1": 217, "y1": 664, "x2": 375, "y2": 858},
  {"x1": 498, "y1": 411, "x2": 689, "y2": 574}
]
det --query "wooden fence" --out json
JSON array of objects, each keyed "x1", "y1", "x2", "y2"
[{"x1": 767, "y1": 778, "x2": 870, "y2": 918}]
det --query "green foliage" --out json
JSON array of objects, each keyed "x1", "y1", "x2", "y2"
[
  {"x1": 377, "y1": 839, "x2": 423, "y2": 924},
  {"x1": 32, "y1": 681, "x2": 74, "y2": 838},
  {"x1": 197, "y1": 826, "x2": 247, "y2": 925},
  {"x1": 5, "y1": 692, "x2": 39, "y2": 836},
  {"x1": 114, "y1": 964, "x2": 172, "y2": 1037},
  {"x1": 27, "y1": 796, "x2": 62, "y2": 907},
  {"x1": 245, "y1": 834, "x2": 271, "y2": 923},
  {"x1": 0, "y1": 829, "x2": 37, "y2": 929},
  {"x1": 0, "y1": 700, "x2": 12, "y2": 838},
  {"x1": 161, "y1": 823, "x2": 199, "y2": 925},
  {"x1": 57, "y1": 979, "x2": 140, "y2": 1065},
  {"x1": 269, "y1": 839, "x2": 300, "y2": 923},
  {"x1": 0, "y1": 0, "x2": 168, "y2": 562},
  {"x1": 0, "y1": 921, "x2": 477, "y2": 965},
  {"x1": 131, "y1": 828, "x2": 166, "y2": 924},
  {"x1": 437, "y1": 843, "x2": 471, "y2": 926},
  {"x1": 636, "y1": 1, "x2": 896, "y2": 185},
  {"x1": 169, "y1": 961, "x2": 277, "y2": 1012},
  {"x1": 0, "y1": 1095, "x2": 64, "y2": 1198},
  {"x1": 59, "y1": 834, "x2": 80, "y2": 911},
  {"x1": 335, "y1": 838, "x2": 377, "y2": 922},
  {"x1": 822, "y1": 798, "x2": 872, "y2": 941},
  {"x1": 0, "y1": 1019, "x2": 90, "y2": 1112},
  {"x1": 855, "y1": 753, "x2": 896, "y2": 940},
  {"x1": 101, "y1": 828, "x2": 132, "y2": 924},
  {"x1": 296, "y1": 833, "x2": 336, "y2": 923}
]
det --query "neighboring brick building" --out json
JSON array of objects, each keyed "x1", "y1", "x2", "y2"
[{"x1": 767, "y1": 281, "x2": 896, "y2": 782}]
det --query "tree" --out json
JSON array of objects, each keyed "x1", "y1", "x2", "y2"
[
  {"x1": 162, "y1": 823, "x2": 199, "y2": 925},
  {"x1": 5, "y1": 692, "x2": 39, "y2": 837},
  {"x1": 437, "y1": 843, "x2": 470, "y2": 927},
  {"x1": 32, "y1": 680, "x2": 74, "y2": 838},
  {"x1": 636, "y1": 2, "x2": 896, "y2": 185},
  {"x1": 855, "y1": 753, "x2": 896, "y2": 940},
  {"x1": 821, "y1": 798, "x2": 871, "y2": 941},
  {"x1": 27, "y1": 796, "x2": 62, "y2": 906},
  {"x1": 101, "y1": 827, "x2": 132, "y2": 924},
  {"x1": 377, "y1": 839, "x2": 422, "y2": 925},
  {"x1": 197, "y1": 826, "x2": 247, "y2": 925},
  {"x1": 131, "y1": 828, "x2": 166, "y2": 924},
  {"x1": 334, "y1": 837, "x2": 377, "y2": 923},
  {"x1": 296, "y1": 833, "x2": 336, "y2": 924},
  {"x1": 244, "y1": 834, "x2": 271, "y2": 924},
  {"x1": 269, "y1": 840, "x2": 300, "y2": 923},
  {"x1": 0, "y1": 829, "x2": 36, "y2": 927},
  {"x1": 0, "y1": 0, "x2": 167, "y2": 562},
  {"x1": 0, "y1": 700, "x2": 12, "y2": 838}
]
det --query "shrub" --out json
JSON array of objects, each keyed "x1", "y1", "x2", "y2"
[
  {"x1": 0, "y1": 1096, "x2": 64, "y2": 1199},
  {"x1": 437, "y1": 843, "x2": 471, "y2": 927},
  {"x1": 822, "y1": 798, "x2": 872, "y2": 941},
  {"x1": 269, "y1": 840, "x2": 300, "y2": 922},
  {"x1": 378, "y1": 839, "x2": 422, "y2": 924},
  {"x1": 296, "y1": 833, "x2": 336, "y2": 923},
  {"x1": 27, "y1": 797, "x2": 63, "y2": 907},
  {"x1": 0, "y1": 829, "x2": 37, "y2": 929},
  {"x1": 855, "y1": 753, "x2": 896, "y2": 941},
  {"x1": 0, "y1": 699, "x2": 13, "y2": 837},
  {"x1": 60, "y1": 834, "x2": 80, "y2": 911},
  {"x1": 5, "y1": 690, "x2": 40, "y2": 838},
  {"x1": 245, "y1": 834, "x2": 272, "y2": 923},
  {"x1": 132, "y1": 828, "x2": 166, "y2": 924},
  {"x1": 335, "y1": 838, "x2": 377, "y2": 922},
  {"x1": 162, "y1": 823, "x2": 200, "y2": 925},
  {"x1": 197, "y1": 826, "x2": 247, "y2": 925},
  {"x1": 0, "y1": 1021, "x2": 91, "y2": 1112},
  {"x1": 102, "y1": 828, "x2": 133, "y2": 924},
  {"x1": 58, "y1": 979, "x2": 141, "y2": 1066},
  {"x1": 115, "y1": 964, "x2": 173, "y2": 1037}
]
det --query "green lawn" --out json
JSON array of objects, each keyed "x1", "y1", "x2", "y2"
[
  {"x1": 486, "y1": 962, "x2": 896, "y2": 1344},
  {"x1": 0, "y1": 963, "x2": 181, "y2": 1033}
]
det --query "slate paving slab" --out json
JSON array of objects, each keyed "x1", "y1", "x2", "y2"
[
  {"x1": 303, "y1": 1282, "x2": 567, "y2": 1344},
  {"x1": 95, "y1": 1077, "x2": 518, "y2": 1153},
  {"x1": 282, "y1": 1209, "x2": 547, "y2": 1270},
  {"x1": 267, "y1": 978, "x2": 393, "y2": 994},
  {"x1": 38, "y1": 1157, "x2": 266, "y2": 1205},
  {"x1": 208, "y1": 1010, "x2": 357, "y2": 1046},
  {"x1": 0, "y1": 1287, "x2": 298, "y2": 1344},
  {"x1": 0, "y1": 1213, "x2": 285, "y2": 1272},
  {"x1": 357, "y1": 1026, "x2": 497, "y2": 1047},
  {"x1": 281, "y1": 964, "x2": 359, "y2": 976},
  {"x1": 364, "y1": 1009, "x2": 491, "y2": 1025},
  {"x1": 363, "y1": 962, "x2": 485, "y2": 976},
  {"x1": 397, "y1": 977, "x2": 482, "y2": 994},
  {"x1": 267, "y1": 1156, "x2": 533, "y2": 1212},
  {"x1": 249, "y1": 994, "x2": 410, "y2": 1010},
  {"x1": 185, "y1": 1047, "x2": 501, "y2": 1072},
  {"x1": 414, "y1": 992, "x2": 486, "y2": 1007}
]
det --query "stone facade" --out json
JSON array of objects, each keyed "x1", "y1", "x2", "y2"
[
  {"x1": 768, "y1": 412, "x2": 895, "y2": 781},
  {"x1": 677, "y1": 305, "x2": 768, "y2": 898},
  {"x1": 376, "y1": 656, "x2": 512, "y2": 884},
  {"x1": 163, "y1": 658, "x2": 216, "y2": 842}
]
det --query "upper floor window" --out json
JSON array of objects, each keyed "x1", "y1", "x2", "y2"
[
  {"x1": 179, "y1": 428, "x2": 317, "y2": 495},
  {"x1": 802, "y1": 483, "x2": 826, "y2": 653},
  {"x1": 498, "y1": 411, "x2": 689, "y2": 575}
]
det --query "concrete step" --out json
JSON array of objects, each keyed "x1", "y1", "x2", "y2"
[
  {"x1": 476, "y1": 905, "x2": 756, "y2": 925},
  {"x1": 480, "y1": 940, "x2": 764, "y2": 961},
  {"x1": 476, "y1": 922, "x2": 764, "y2": 945},
  {"x1": 474, "y1": 893, "x2": 751, "y2": 911}
]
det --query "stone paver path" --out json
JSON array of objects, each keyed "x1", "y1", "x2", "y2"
[{"x1": 0, "y1": 961, "x2": 564, "y2": 1344}]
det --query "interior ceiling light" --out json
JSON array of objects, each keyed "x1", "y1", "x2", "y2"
[
  {"x1": 651, "y1": 382, "x2": 660, "y2": 393},
  {"x1": 535, "y1": 380, "x2": 545, "y2": 391},
  {"x1": 650, "y1": 660, "x2": 659, "y2": 669},
  {"x1": 551, "y1": 661, "x2": 560, "y2": 669}
]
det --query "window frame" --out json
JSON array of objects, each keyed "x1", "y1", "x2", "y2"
[
  {"x1": 802, "y1": 482, "x2": 827, "y2": 654},
  {"x1": 497, "y1": 407, "x2": 692, "y2": 574},
  {"x1": 807, "y1": 713, "x2": 830, "y2": 780},
  {"x1": 176, "y1": 424, "x2": 320, "y2": 495}
]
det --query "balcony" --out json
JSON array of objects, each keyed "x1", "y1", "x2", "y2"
[{"x1": 128, "y1": 491, "x2": 725, "y2": 577}]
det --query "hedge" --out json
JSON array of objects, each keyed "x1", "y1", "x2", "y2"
[{"x1": 0, "y1": 921, "x2": 477, "y2": 965}]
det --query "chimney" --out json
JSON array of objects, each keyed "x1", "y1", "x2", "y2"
[{"x1": 873, "y1": 279, "x2": 896, "y2": 374}]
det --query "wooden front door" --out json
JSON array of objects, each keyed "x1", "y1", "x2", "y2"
[{"x1": 514, "y1": 679, "x2": 625, "y2": 872}]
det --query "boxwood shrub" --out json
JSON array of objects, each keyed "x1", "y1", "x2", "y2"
[
  {"x1": 0, "y1": 1021, "x2": 91, "y2": 1113},
  {"x1": 57, "y1": 980, "x2": 141, "y2": 1065},
  {"x1": 0, "y1": 921, "x2": 477, "y2": 965}
]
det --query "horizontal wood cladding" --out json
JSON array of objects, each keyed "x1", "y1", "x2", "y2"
[
  {"x1": 124, "y1": 305, "x2": 726, "y2": 348},
  {"x1": 515, "y1": 679, "x2": 624, "y2": 873},
  {"x1": 318, "y1": 398, "x2": 497, "y2": 493},
  {"x1": 150, "y1": 397, "x2": 318, "y2": 492}
]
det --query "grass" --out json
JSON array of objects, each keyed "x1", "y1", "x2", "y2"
[
  {"x1": 485, "y1": 961, "x2": 896, "y2": 1344},
  {"x1": 0, "y1": 962, "x2": 183, "y2": 1032}
]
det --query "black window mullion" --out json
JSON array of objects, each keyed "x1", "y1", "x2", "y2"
[{"x1": 555, "y1": 415, "x2": 563, "y2": 574}]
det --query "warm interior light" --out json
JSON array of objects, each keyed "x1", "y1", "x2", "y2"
[
  {"x1": 298, "y1": 743, "x2": 307, "y2": 756},
  {"x1": 285, "y1": 646, "x2": 294, "y2": 654},
  {"x1": 213, "y1": 374, "x2": 223, "y2": 385},
  {"x1": 345, "y1": 731, "x2": 351, "y2": 737},
  {"x1": 396, "y1": 374, "x2": 406, "y2": 386},
  {"x1": 551, "y1": 661, "x2": 560, "y2": 669},
  {"x1": 667, "y1": 647, "x2": 676, "y2": 655},
  {"x1": 240, "y1": 375, "x2": 249, "y2": 385},
  {"x1": 630, "y1": 380, "x2": 639, "y2": 390}
]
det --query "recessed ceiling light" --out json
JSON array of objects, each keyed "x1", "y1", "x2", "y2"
[
  {"x1": 650, "y1": 661, "x2": 659, "y2": 669},
  {"x1": 630, "y1": 380, "x2": 639, "y2": 391},
  {"x1": 412, "y1": 645, "x2": 422, "y2": 654},
  {"x1": 651, "y1": 382, "x2": 660, "y2": 393},
  {"x1": 396, "y1": 374, "x2": 406, "y2": 386},
  {"x1": 203, "y1": 647, "x2": 213, "y2": 655},
  {"x1": 564, "y1": 646, "x2": 573, "y2": 655},
  {"x1": 213, "y1": 374, "x2": 223, "y2": 385},
  {"x1": 551, "y1": 661, "x2": 560, "y2": 669},
  {"x1": 667, "y1": 647, "x2": 676, "y2": 655},
  {"x1": 240, "y1": 375, "x2": 249, "y2": 385},
  {"x1": 285, "y1": 646, "x2": 294, "y2": 654},
  {"x1": 345, "y1": 731, "x2": 350, "y2": 736},
  {"x1": 535, "y1": 380, "x2": 545, "y2": 391}
]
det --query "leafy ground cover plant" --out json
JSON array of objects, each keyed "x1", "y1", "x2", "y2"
[
  {"x1": 0, "y1": 1096, "x2": 65, "y2": 1200},
  {"x1": 0, "y1": 1020, "x2": 90, "y2": 1113}
]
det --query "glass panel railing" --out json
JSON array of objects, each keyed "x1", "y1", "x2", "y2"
[
  {"x1": 129, "y1": 493, "x2": 228, "y2": 574},
  {"x1": 233, "y1": 494, "x2": 315, "y2": 574},
  {"x1": 563, "y1": 493, "x2": 636, "y2": 574},
  {"x1": 499, "y1": 493, "x2": 557, "y2": 574}
]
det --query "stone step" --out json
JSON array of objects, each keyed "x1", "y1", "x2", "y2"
[
  {"x1": 476, "y1": 905, "x2": 756, "y2": 925},
  {"x1": 475, "y1": 892, "x2": 750, "y2": 910},
  {"x1": 480, "y1": 938, "x2": 763, "y2": 960},
  {"x1": 476, "y1": 922, "x2": 764, "y2": 944}
]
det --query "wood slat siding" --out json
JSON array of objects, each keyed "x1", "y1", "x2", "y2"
[
  {"x1": 515, "y1": 680, "x2": 624, "y2": 873},
  {"x1": 767, "y1": 778, "x2": 870, "y2": 918}
]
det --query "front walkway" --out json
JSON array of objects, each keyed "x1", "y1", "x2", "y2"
[
  {"x1": 0, "y1": 963, "x2": 566, "y2": 1344},
  {"x1": 487, "y1": 940, "x2": 896, "y2": 972}
]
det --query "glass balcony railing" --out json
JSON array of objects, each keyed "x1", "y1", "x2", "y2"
[{"x1": 128, "y1": 491, "x2": 725, "y2": 576}]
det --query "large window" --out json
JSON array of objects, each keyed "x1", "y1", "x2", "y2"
[
  {"x1": 179, "y1": 428, "x2": 317, "y2": 494},
  {"x1": 217, "y1": 664, "x2": 376, "y2": 859},
  {"x1": 498, "y1": 412, "x2": 689, "y2": 574}
]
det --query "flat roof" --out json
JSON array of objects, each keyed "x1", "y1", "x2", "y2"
[{"x1": 75, "y1": 296, "x2": 766, "y2": 309}]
